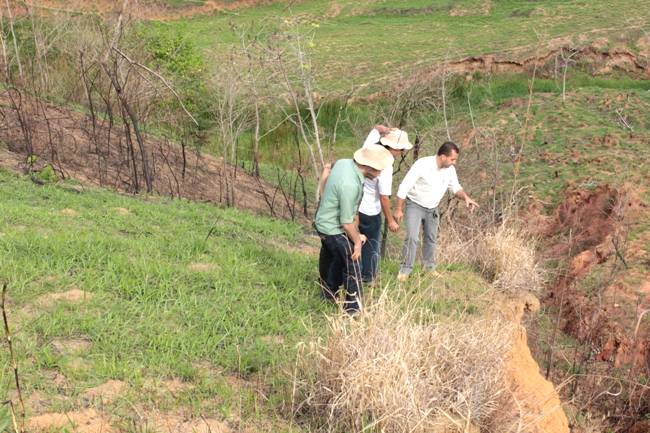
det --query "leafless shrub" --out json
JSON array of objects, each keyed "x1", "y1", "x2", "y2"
[{"x1": 294, "y1": 292, "x2": 515, "y2": 433}]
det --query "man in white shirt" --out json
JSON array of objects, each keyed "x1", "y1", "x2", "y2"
[
  {"x1": 358, "y1": 126, "x2": 413, "y2": 283},
  {"x1": 394, "y1": 142, "x2": 478, "y2": 281}
]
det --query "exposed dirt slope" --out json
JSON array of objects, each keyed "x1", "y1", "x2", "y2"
[
  {"x1": 535, "y1": 185, "x2": 649, "y2": 369},
  {"x1": 23, "y1": 0, "x2": 276, "y2": 20},
  {"x1": 527, "y1": 185, "x2": 650, "y2": 431},
  {"x1": 498, "y1": 293, "x2": 570, "y2": 433},
  {"x1": 0, "y1": 91, "x2": 302, "y2": 221},
  {"x1": 393, "y1": 44, "x2": 650, "y2": 92}
]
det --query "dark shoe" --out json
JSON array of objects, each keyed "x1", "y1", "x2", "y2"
[{"x1": 320, "y1": 288, "x2": 339, "y2": 304}]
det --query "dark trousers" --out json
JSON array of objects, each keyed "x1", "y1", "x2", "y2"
[
  {"x1": 318, "y1": 232, "x2": 363, "y2": 313},
  {"x1": 359, "y1": 212, "x2": 382, "y2": 282}
]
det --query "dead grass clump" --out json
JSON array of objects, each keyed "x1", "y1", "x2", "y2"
[
  {"x1": 472, "y1": 225, "x2": 543, "y2": 295},
  {"x1": 436, "y1": 221, "x2": 543, "y2": 295},
  {"x1": 295, "y1": 293, "x2": 515, "y2": 433}
]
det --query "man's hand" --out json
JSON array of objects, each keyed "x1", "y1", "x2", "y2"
[
  {"x1": 351, "y1": 241, "x2": 362, "y2": 261},
  {"x1": 465, "y1": 197, "x2": 480, "y2": 213},
  {"x1": 342, "y1": 222, "x2": 364, "y2": 261},
  {"x1": 318, "y1": 163, "x2": 333, "y2": 196},
  {"x1": 375, "y1": 124, "x2": 391, "y2": 136},
  {"x1": 394, "y1": 208, "x2": 404, "y2": 224},
  {"x1": 360, "y1": 234, "x2": 367, "y2": 245},
  {"x1": 387, "y1": 220, "x2": 399, "y2": 232}
]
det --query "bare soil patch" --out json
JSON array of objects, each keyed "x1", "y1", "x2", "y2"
[
  {"x1": 188, "y1": 262, "x2": 219, "y2": 272},
  {"x1": 60, "y1": 208, "x2": 79, "y2": 217},
  {"x1": 27, "y1": 408, "x2": 115, "y2": 433},
  {"x1": 81, "y1": 380, "x2": 127, "y2": 404},
  {"x1": 449, "y1": 0, "x2": 491, "y2": 17},
  {"x1": 26, "y1": 391, "x2": 51, "y2": 414},
  {"x1": 37, "y1": 289, "x2": 93, "y2": 307},
  {"x1": 265, "y1": 234, "x2": 321, "y2": 256},
  {"x1": 637, "y1": 35, "x2": 650, "y2": 58},
  {"x1": 259, "y1": 334, "x2": 285, "y2": 345},
  {"x1": 146, "y1": 412, "x2": 231, "y2": 433},
  {"x1": 52, "y1": 337, "x2": 92, "y2": 354},
  {"x1": 163, "y1": 378, "x2": 194, "y2": 395}
]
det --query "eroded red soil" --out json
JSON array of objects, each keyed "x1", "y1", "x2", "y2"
[
  {"x1": 529, "y1": 183, "x2": 650, "y2": 430},
  {"x1": 536, "y1": 185, "x2": 649, "y2": 368}
]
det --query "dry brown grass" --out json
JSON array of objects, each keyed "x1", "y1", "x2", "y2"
[
  {"x1": 438, "y1": 222, "x2": 544, "y2": 296},
  {"x1": 471, "y1": 225, "x2": 543, "y2": 295},
  {"x1": 294, "y1": 292, "x2": 516, "y2": 433}
]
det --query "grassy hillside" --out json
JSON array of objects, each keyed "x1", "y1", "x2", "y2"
[
  {"x1": 2, "y1": 2, "x2": 649, "y2": 429},
  {"x1": 0, "y1": 168, "x2": 501, "y2": 430},
  {"x1": 147, "y1": 0, "x2": 650, "y2": 92},
  {"x1": 0, "y1": 168, "x2": 324, "y2": 427}
]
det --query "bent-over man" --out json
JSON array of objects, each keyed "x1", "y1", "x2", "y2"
[
  {"x1": 315, "y1": 145, "x2": 393, "y2": 313},
  {"x1": 358, "y1": 126, "x2": 413, "y2": 283},
  {"x1": 394, "y1": 141, "x2": 478, "y2": 281}
]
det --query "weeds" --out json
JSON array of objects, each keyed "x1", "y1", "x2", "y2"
[{"x1": 295, "y1": 291, "x2": 515, "y2": 433}]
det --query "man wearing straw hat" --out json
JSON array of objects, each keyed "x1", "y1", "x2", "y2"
[
  {"x1": 394, "y1": 141, "x2": 479, "y2": 282},
  {"x1": 358, "y1": 126, "x2": 413, "y2": 284},
  {"x1": 315, "y1": 145, "x2": 393, "y2": 313}
]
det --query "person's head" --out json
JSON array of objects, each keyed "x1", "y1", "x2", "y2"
[
  {"x1": 353, "y1": 146, "x2": 393, "y2": 179},
  {"x1": 436, "y1": 141, "x2": 460, "y2": 168},
  {"x1": 379, "y1": 129, "x2": 413, "y2": 158}
]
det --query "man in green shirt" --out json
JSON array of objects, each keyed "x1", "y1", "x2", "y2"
[{"x1": 315, "y1": 145, "x2": 393, "y2": 313}]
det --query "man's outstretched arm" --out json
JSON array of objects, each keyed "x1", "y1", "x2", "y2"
[{"x1": 454, "y1": 189, "x2": 479, "y2": 212}]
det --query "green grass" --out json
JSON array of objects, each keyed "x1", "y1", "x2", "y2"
[
  {"x1": 0, "y1": 168, "x2": 503, "y2": 428},
  {"x1": 146, "y1": 0, "x2": 650, "y2": 92},
  {"x1": 163, "y1": 0, "x2": 206, "y2": 7},
  {"x1": 0, "y1": 168, "x2": 327, "y2": 420}
]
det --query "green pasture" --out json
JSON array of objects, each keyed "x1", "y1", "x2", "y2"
[{"x1": 147, "y1": 0, "x2": 650, "y2": 92}]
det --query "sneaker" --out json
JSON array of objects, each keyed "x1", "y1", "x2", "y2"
[{"x1": 397, "y1": 273, "x2": 408, "y2": 282}]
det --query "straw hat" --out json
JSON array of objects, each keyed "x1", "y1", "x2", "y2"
[
  {"x1": 380, "y1": 129, "x2": 413, "y2": 150},
  {"x1": 353, "y1": 145, "x2": 393, "y2": 171}
]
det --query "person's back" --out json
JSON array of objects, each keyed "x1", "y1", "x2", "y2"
[
  {"x1": 315, "y1": 159, "x2": 364, "y2": 236},
  {"x1": 314, "y1": 146, "x2": 393, "y2": 313},
  {"x1": 357, "y1": 127, "x2": 410, "y2": 283}
]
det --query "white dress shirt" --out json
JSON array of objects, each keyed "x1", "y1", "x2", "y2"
[{"x1": 396, "y1": 156, "x2": 462, "y2": 209}]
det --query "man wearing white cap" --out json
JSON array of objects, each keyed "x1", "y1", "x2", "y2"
[
  {"x1": 315, "y1": 145, "x2": 393, "y2": 313},
  {"x1": 394, "y1": 141, "x2": 479, "y2": 281},
  {"x1": 358, "y1": 125, "x2": 413, "y2": 283}
]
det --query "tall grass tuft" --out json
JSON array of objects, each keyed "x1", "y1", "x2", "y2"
[
  {"x1": 470, "y1": 225, "x2": 544, "y2": 295},
  {"x1": 438, "y1": 222, "x2": 544, "y2": 296},
  {"x1": 294, "y1": 292, "x2": 515, "y2": 433}
]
